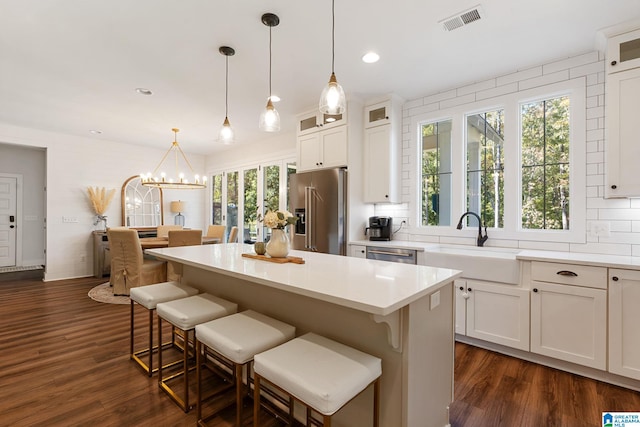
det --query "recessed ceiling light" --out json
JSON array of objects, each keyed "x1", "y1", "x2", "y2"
[
  {"x1": 89, "y1": 129, "x2": 102, "y2": 135},
  {"x1": 270, "y1": 95, "x2": 281, "y2": 103},
  {"x1": 362, "y1": 52, "x2": 380, "y2": 64},
  {"x1": 135, "y1": 88, "x2": 153, "y2": 95}
]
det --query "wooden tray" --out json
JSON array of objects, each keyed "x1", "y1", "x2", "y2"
[{"x1": 242, "y1": 253, "x2": 305, "y2": 264}]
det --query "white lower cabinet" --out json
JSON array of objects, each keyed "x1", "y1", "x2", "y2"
[
  {"x1": 349, "y1": 244, "x2": 367, "y2": 259},
  {"x1": 456, "y1": 279, "x2": 530, "y2": 351},
  {"x1": 530, "y1": 281, "x2": 607, "y2": 370},
  {"x1": 609, "y1": 268, "x2": 640, "y2": 380}
]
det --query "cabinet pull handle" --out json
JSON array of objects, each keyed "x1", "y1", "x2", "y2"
[
  {"x1": 533, "y1": 288, "x2": 538, "y2": 293},
  {"x1": 611, "y1": 184, "x2": 617, "y2": 189},
  {"x1": 611, "y1": 60, "x2": 617, "y2": 66},
  {"x1": 612, "y1": 276, "x2": 619, "y2": 281},
  {"x1": 556, "y1": 270, "x2": 578, "y2": 277}
]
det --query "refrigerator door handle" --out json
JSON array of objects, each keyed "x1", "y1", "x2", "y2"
[{"x1": 304, "y1": 186, "x2": 312, "y2": 249}]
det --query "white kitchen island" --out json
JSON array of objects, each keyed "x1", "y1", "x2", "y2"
[{"x1": 146, "y1": 243, "x2": 462, "y2": 427}]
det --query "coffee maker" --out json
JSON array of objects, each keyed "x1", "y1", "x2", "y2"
[{"x1": 366, "y1": 216, "x2": 392, "y2": 241}]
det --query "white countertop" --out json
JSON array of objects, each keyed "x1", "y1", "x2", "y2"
[
  {"x1": 350, "y1": 240, "x2": 640, "y2": 270},
  {"x1": 146, "y1": 243, "x2": 462, "y2": 316}
]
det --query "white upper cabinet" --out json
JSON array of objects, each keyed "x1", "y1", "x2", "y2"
[
  {"x1": 296, "y1": 109, "x2": 347, "y2": 136},
  {"x1": 606, "y1": 28, "x2": 640, "y2": 74},
  {"x1": 363, "y1": 96, "x2": 403, "y2": 203},
  {"x1": 605, "y1": 28, "x2": 640, "y2": 197},
  {"x1": 296, "y1": 106, "x2": 349, "y2": 172}
]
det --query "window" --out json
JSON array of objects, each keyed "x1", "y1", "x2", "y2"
[
  {"x1": 466, "y1": 109, "x2": 504, "y2": 228},
  {"x1": 420, "y1": 120, "x2": 452, "y2": 226},
  {"x1": 211, "y1": 173, "x2": 223, "y2": 224},
  {"x1": 520, "y1": 96, "x2": 570, "y2": 230}
]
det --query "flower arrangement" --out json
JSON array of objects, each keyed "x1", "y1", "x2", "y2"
[
  {"x1": 87, "y1": 187, "x2": 116, "y2": 215},
  {"x1": 259, "y1": 209, "x2": 297, "y2": 229},
  {"x1": 87, "y1": 187, "x2": 115, "y2": 229}
]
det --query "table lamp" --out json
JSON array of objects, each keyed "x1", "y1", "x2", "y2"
[{"x1": 170, "y1": 200, "x2": 185, "y2": 226}]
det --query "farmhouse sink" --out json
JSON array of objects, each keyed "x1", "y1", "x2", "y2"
[{"x1": 422, "y1": 245, "x2": 521, "y2": 284}]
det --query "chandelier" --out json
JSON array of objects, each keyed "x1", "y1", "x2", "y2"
[{"x1": 140, "y1": 128, "x2": 207, "y2": 189}]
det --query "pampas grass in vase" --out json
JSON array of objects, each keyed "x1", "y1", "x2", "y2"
[{"x1": 87, "y1": 187, "x2": 116, "y2": 230}]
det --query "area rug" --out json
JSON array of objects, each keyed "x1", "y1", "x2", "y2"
[{"x1": 88, "y1": 282, "x2": 130, "y2": 305}]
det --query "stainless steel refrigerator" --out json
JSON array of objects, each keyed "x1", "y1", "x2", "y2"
[{"x1": 289, "y1": 168, "x2": 347, "y2": 255}]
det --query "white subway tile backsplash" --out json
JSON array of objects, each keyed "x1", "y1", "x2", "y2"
[
  {"x1": 518, "y1": 70, "x2": 570, "y2": 90},
  {"x1": 496, "y1": 66, "x2": 543, "y2": 86},
  {"x1": 422, "y1": 89, "x2": 457, "y2": 105},
  {"x1": 457, "y1": 79, "x2": 496, "y2": 96},
  {"x1": 476, "y1": 82, "x2": 519, "y2": 101},
  {"x1": 570, "y1": 62, "x2": 604, "y2": 79},
  {"x1": 599, "y1": 209, "x2": 640, "y2": 221},
  {"x1": 388, "y1": 51, "x2": 639, "y2": 259},
  {"x1": 440, "y1": 93, "x2": 476, "y2": 109},
  {"x1": 542, "y1": 51, "x2": 599, "y2": 74},
  {"x1": 569, "y1": 242, "x2": 632, "y2": 256}
]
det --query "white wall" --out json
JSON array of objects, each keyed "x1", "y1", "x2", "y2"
[
  {"x1": 0, "y1": 123, "x2": 206, "y2": 281},
  {"x1": 377, "y1": 50, "x2": 640, "y2": 257}
]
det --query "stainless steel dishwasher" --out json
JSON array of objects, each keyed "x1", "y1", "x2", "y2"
[{"x1": 366, "y1": 246, "x2": 417, "y2": 264}]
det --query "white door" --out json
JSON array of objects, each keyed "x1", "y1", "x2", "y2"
[{"x1": 0, "y1": 177, "x2": 17, "y2": 267}]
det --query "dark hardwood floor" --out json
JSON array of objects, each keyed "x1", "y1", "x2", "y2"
[{"x1": 0, "y1": 275, "x2": 638, "y2": 426}]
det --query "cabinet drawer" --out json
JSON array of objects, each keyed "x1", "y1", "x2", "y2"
[{"x1": 531, "y1": 261, "x2": 607, "y2": 289}]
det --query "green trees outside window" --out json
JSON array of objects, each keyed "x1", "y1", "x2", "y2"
[
  {"x1": 421, "y1": 120, "x2": 452, "y2": 226},
  {"x1": 521, "y1": 96, "x2": 570, "y2": 230}
]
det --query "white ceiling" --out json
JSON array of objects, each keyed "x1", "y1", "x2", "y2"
[{"x1": 1, "y1": 0, "x2": 639, "y2": 154}]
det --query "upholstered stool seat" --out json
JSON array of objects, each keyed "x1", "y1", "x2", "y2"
[
  {"x1": 253, "y1": 332, "x2": 382, "y2": 426},
  {"x1": 157, "y1": 293, "x2": 238, "y2": 412},
  {"x1": 129, "y1": 281, "x2": 199, "y2": 376},
  {"x1": 195, "y1": 310, "x2": 296, "y2": 426}
]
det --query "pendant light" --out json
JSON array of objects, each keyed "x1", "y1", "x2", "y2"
[
  {"x1": 219, "y1": 46, "x2": 235, "y2": 144},
  {"x1": 319, "y1": 0, "x2": 346, "y2": 115},
  {"x1": 259, "y1": 13, "x2": 280, "y2": 132}
]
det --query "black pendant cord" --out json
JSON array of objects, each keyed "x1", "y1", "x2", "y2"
[
  {"x1": 331, "y1": 0, "x2": 335, "y2": 74},
  {"x1": 225, "y1": 54, "x2": 229, "y2": 117},
  {"x1": 269, "y1": 25, "x2": 273, "y2": 99}
]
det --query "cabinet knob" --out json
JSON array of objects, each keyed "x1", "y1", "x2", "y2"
[
  {"x1": 467, "y1": 288, "x2": 472, "y2": 292},
  {"x1": 611, "y1": 60, "x2": 617, "y2": 66},
  {"x1": 611, "y1": 185, "x2": 617, "y2": 189},
  {"x1": 612, "y1": 276, "x2": 619, "y2": 281},
  {"x1": 360, "y1": 250, "x2": 365, "y2": 253},
  {"x1": 385, "y1": 116, "x2": 389, "y2": 119},
  {"x1": 533, "y1": 288, "x2": 538, "y2": 293},
  {"x1": 459, "y1": 286, "x2": 464, "y2": 291},
  {"x1": 385, "y1": 194, "x2": 389, "y2": 198}
]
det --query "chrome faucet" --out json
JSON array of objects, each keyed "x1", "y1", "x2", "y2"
[{"x1": 456, "y1": 211, "x2": 488, "y2": 247}]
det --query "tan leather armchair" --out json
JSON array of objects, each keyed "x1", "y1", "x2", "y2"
[
  {"x1": 206, "y1": 225, "x2": 226, "y2": 240},
  {"x1": 107, "y1": 228, "x2": 167, "y2": 295},
  {"x1": 227, "y1": 226, "x2": 238, "y2": 243},
  {"x1": 166, "y1": 229, "x2": 202, "y2": 282},
  {"x1": 157, "y1": 224, "x2": 183, "y2": 238}
]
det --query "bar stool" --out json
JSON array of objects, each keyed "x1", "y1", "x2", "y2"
[
  {"x1": 253, "y1": 333, "x2": 382, "y2": 427},
  {"x1": 195, "y1": 310, "x2": 296, "y2": 426},
  {"x1": 129, "y1": 281, "x2": 199, "y2": 376},
  {"x1": 157, "y1": 293, "x2": 238, "y2": 412}
]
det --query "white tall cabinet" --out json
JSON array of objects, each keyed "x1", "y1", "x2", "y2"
[
  {"x1": 605, "y1": 28, "x2": 640, "y2": 197},
  {"x1": 609, "y1": 268, "x2": 640, "y2": 380},
  {"x1": 363, "y1": 96, "x2": 402, "y2": 203}
]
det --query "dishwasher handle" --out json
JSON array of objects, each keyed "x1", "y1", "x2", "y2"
[{"x1": 367, "y1": 249, "x2": 414, "y2": 257}]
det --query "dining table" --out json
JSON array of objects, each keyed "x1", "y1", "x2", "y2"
[{"x1": 139, "y1": 236, "x2": 220, "y2": 250}]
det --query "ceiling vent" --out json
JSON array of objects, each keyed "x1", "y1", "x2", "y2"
[{"x1": 439, "y1": 5, "x2": 484, "y2": 32}]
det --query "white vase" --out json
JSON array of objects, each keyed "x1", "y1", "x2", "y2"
[{"x1": 266, "y1": 228, "x2": 290, "y2": 258}]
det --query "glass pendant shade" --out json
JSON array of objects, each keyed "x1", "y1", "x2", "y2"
[
  {"x1": 259, "y1": 98, "x2": 280, "y2": 132},
  {"x1": 319, "y1": 72, "x2": 346, "y2": 115},
  {"x1": 219, "y1": 116, "x2": 234, "y2": 144}
]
